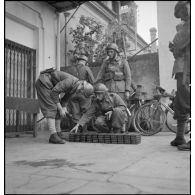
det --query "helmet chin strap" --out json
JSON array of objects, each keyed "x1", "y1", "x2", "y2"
[{"x1": 107, "y1": 51, "x2": 116, "y2": 60}]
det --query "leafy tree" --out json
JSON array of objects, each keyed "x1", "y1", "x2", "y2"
[
  {"x1": 69, "y1": 15, "x2": 128, "y2": 64},
  {"x1": 69, "y1": 15, "x2": 104, "y2": 63}
]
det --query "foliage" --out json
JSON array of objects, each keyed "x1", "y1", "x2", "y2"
[
  {"x1": 69, "y1": 15, "x2": 104, "y2": 62},
  {"x1": 69, "y1": 15, "x2": 128, "y2": 63}
]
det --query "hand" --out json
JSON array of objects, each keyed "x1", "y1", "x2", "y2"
[
  {"x1": 70, "y1": 124, "x2": 80, "y2": 134},
  {"x1": 168, "y1": 41, "x2": 174, "y2": 49},
  {"x1": 125, "y1": 91, "x2": 130, "y2": 100},
  {"x1": 105, "y1": 111, "x2": 113, "y2": 120},
  {"x1": 169, "y1": 42, "x2": 174, "y2": 52},
  {"x1": 59, "y1": 107, "x2": 68, "y2": 118}
]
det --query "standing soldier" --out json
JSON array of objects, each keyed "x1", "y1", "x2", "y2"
[
  {"x1": 35, "y1": 69, "x2": 94, "y2": 144},
  {"x1": 169, "y1": 1, "x2": 190, "y2": 150},
  {"x1": 65, "y1": 55, "x2": 95, "y2": 84},
  {"x1": 95, "y1": 43, "x2": 132, "y2": 103}
]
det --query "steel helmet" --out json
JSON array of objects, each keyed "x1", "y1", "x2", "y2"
[
  {"x1": 94, "y1": 83, "x2": 108, "y2": 93},
  {"x1": 82, "y1": 81, "x2": 94, "y2": 97},
  {"x1": 77, "y1": 55, "x2": 88, "y2": 62},
  {"x1": 174, "y1": 1, "x2": 188, "y2": 18},
  {"x1": 106, "y1": 43, "x2": 119, "y2": 53}
]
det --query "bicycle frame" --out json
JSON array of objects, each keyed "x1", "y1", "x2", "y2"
[{"x1": 159, "y1": 98, "x2": 174, "y2": 115}]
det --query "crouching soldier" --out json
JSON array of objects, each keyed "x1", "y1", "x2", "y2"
[
  {"x1": 71, "y1": 83, "x2": 129, "y2": 134},
  {"x1": 35, "y1": 68, "x2": 94, "y2": 144},
  {"x1": 61, "y1": 80, "x2": 94, "y2": 133}
]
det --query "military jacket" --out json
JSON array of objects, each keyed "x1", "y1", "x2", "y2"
[
  {"x1": 96, "y1": 92, "x2": 127, "y2": 114},
  {"x1": 96, "y1": 56, "x2": 131, "y2": 93},
  {"x1": 173, "y1": 19, "x2": 190, "y2": 84},
  {"x1": 61, "y1": 64, "x2": 95, "y2": 84},
  {"x1": 49, "y1": 71, "x2": 79, "y2": 104},
  {"x1": 81, "y1": 92, "x2": 127, "y2": 126}
]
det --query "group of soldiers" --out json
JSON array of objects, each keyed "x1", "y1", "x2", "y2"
[
  {"x1": 35, "y1": 43, "x2": 133, "y2": 144},
  {"x1": 35, "y1": 1, "x2": 191, "y2": 151}
]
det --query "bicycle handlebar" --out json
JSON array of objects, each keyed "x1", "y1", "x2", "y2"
[{"x1": 153, "y1": 93, "x2": 174, "y2": 99}]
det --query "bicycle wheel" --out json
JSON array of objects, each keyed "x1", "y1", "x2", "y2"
[
  {"x1": 133, "y1": 101, "x2": 166, "y2": 136},
  {"x1": 165, "y1": 110, "x2": 191, "y2": 134}
]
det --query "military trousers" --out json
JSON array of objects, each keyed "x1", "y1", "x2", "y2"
[
  {"x1": 173, "y1": 73, "x2": 190, "y2": 122},
  {"x1": 94, "y1": 107, "x2": 127, "y2": 133},
  {"x1": 35, "y1": 79, "x2": 61, "y2": 119}
]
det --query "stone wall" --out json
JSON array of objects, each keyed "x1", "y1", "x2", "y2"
[{"x1": 127, "y1": 52, "x2": 160, "y2": 99}]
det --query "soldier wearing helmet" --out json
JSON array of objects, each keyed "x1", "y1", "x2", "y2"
[
  {"x1": 169, "y1": 1, "x2": 190, "y2": 150},
  {"x1": 35, "y1": 69, "x2": 94, "y2": 144},
  {"x1": 70, "y1": 83, "x2": 129, "y2": 134},
  {"x1": 96, "y1": 42, "x2": 132, "y2": 103},
  {"x1": 63, "y1": 54, "x2": 95, "y2": 84}
]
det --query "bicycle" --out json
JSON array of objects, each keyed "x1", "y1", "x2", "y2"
[
  {"x1": 126, "y1": 86, "x2": 149, "y2": 132},
  {"x1": 132, "y1": 86, "x2": 190, "y2": 136}
]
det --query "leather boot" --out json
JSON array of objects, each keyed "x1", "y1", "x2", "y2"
[
  {"x1": 49, "y1": 133, "x2": 65, "y2": 144},
  {"x1": 113, "y1": 128, "x2": 121, "y2": 133},
  {"x1": 121, "y1": 124, "x2": 126, "y2": 133},
  {"x1": 170, "y1": 121, "x2": 186, "y2": 146},
  {"x1": 177, "y1": 140, "x2": 191, "y2": 151},
  {"x1": 57, "y1": 132, "x2": 68, "y2": 140}
]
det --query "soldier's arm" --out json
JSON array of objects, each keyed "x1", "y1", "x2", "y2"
[
  {"x1": 95, "y1": 60, "x2": 106, "y2": 83},
  {"x1": 173, "y1": 20, "x2": 190, "y2": 49},
  {"x1": 113, "y1": 94, "x2": 127, "y2": 111},
  {"x1": 86, "y1": 66, "x2": 95, "y2": 84},
  {"x1": 123, "y1": 60, "x2": 132, "y2": 92},
  {"x1": 77, "y1": 99, "x2": 97, "y2": 127}
]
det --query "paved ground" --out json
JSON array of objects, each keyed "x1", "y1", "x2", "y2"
[{"x1": 5, "y1": 130, "x2": 190, "y2": 194}]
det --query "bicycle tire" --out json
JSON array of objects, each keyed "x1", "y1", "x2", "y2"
[
  {"x1": 133, "y1": 101, "x2": 166, "y2": 136},
  {"x1": 127, "y1": 104, "x2": 138, "y2": 131},
  {"x1": 165, "y1": 110, "x2": 190, "y2": 134}
]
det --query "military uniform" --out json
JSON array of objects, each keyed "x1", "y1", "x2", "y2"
[
  {"x1": 35, "y1": 70, "x2": 80, "y2": 119},
  {"x1": 61, "y1": 92, "x2": 93, "y2": 130},
  {"x1": 170, "y1": 1, "x2": 190, "y2": 147},
  {"x1": 64, "y1": 63, "x2": 95, "y2": 84},
  {"x1": 96, "y1": 55, "x2": 132, "y2": 100},
  {"x1": 172, "y1": 14, "x2": 190, "y2": 122},
  {"x1": 85, "y1": 92, "x2": 128, "y2": 133}
]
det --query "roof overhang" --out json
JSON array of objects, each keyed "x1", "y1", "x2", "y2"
[{"x1": 47, "y1": 1, "x2": 87, "y2": 12}]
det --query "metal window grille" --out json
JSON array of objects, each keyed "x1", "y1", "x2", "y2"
[{"x1": 5, "y1": 39, "x2": 36, "y2": 133}]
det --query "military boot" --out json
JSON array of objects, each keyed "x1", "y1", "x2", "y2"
[
  {"x1": 49, "y1": 133, "x2": 66, "y2": 144},
  {"x1": 121, "y1": 124, "x2": 126, "y2": 133},
  {"x1": 57, "y1": 132, "x2": 68, "y2": 140},
  {"x1": 170, "y1": 121, "x2": 186, "y2": 146},
  {"x1": 113, "y1": 128, "x2": 121, "y2": 133},
  {"x1": 177, "y1": 140, "x2": 191, "y2": 151}
]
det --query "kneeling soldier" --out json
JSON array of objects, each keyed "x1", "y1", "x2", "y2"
[{"x1": 86, "y1": 83, "x2": 129, "y2": 133}]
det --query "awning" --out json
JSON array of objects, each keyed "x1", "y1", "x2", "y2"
[{"x1": 47, "y1": 1, "x2": 87, "y2": 12}]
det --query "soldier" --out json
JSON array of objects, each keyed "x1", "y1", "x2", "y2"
[
  {"x1": 35, "y1": 68, "x2": 94, "y2": 144},
  {"x1": 169, "y1": 23, "x2": 185, "y2": 79},
  {"x1": 66, "y1": 55, "x2": 95, "y2": 84},
  {"x1": 95, "y1": 43, "x2": 132, "y2": 103},
  {"x1": 169, "y1": 1, "x2": 190, "y2": 150},
  {"x1": 71, "y1": 83, "x2": 129, "y2": 134}
]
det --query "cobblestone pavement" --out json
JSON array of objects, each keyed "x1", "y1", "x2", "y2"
[{"x1": 5, "y1": 131, "x2": 190, "y2": 194}]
